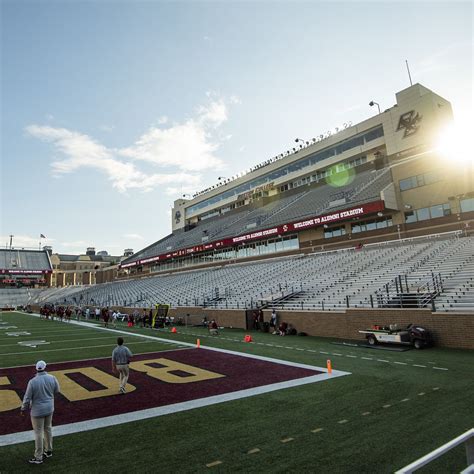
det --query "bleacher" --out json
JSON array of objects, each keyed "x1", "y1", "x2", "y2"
[
  {"x1": 33, "y1": 234, "x2": 474, "y2": 313},
  {"x1": 0, "y1": 249, "x2": 51, "y2": 271},
  {"x1": 123, "y1": 167, "x2": 390, "y2": 264}
]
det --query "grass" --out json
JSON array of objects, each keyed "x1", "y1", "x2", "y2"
[{"x1": 0, "y1": 311, "x2": 473, "y2": 473}]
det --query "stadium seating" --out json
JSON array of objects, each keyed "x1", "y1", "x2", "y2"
[
  {"x1": 27, "y1": 234, "x2": 474, "y2": 312},
  {"x1": 0, "y1": 249, "x2": 51, "y2": 271}
]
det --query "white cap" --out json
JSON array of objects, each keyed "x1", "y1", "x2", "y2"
[{"x1": 35, "y1": 360, "x2": 47, "y2": 371}]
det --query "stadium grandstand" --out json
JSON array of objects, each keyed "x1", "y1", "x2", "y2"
[
  {"x1": 5, "y1": 83, "x2": 474, "y2": 319},
  {"x1": 117, "y1": 83, "x2": 472, "y2": 279},
  {"x1": 0, "y1": 248, "x2": 52, "y2": 308}
]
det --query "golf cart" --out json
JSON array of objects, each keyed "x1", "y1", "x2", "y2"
[{"x1": 359, "y1": 324, "x2": 432, "y2": 349}]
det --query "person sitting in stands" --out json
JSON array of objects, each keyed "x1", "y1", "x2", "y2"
[{"x1": 209, "y1": 319, "x2": 219, "y2": 336}]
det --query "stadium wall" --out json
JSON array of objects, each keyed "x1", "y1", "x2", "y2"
[
  {"x1": 160, "y1": 306, "x2": 474, "y2": 349},
  {"x1": 29, "y1": 305, "x2": 473, "y2": 349},
  {"x1": 264, "y1": 308, "x2": 474, "y2": 350}
]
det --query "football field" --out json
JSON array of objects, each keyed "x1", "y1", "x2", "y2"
[{"x1": 0, "y1": 311, "x2": 473, "y2": 473}]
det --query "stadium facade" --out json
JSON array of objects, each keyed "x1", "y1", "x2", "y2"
[{"x1": 117, "y1": 83, "x2": 472, "y2": 276}]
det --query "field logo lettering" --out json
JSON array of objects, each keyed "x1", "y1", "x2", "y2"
[
  {"x1": 0, "y1": 377, "x2": 22, "y2": 412},
  {"x1": 130, "y1": 358, "x2": 225, "y2": 384},
  {"x1": 50, "y1": 367, "x2": 136, "y2": 401}
]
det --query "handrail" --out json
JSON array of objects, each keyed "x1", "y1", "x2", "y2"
[{"x1": 395, "y1": 428, "x2": 474, "y2": 473}]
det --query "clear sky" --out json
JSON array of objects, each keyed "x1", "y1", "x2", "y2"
[{"x1": 1, "y1": 0, "x2": 472, "y2": 256}]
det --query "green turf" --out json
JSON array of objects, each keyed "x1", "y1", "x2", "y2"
[{"x1": 0, "y1": 311, "x2": 473, "y2": 473}]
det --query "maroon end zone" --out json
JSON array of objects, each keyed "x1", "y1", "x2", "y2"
[{"x1": 0, "y1": 348, "x2": 323, "y2": 436}]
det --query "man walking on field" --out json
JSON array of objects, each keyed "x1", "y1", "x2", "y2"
[
  {"x1": 21, "y1": 360, "x2": 60, "y2": 464},
  {"x1": 112, "y1": 337, "x2": 133, "y2": 393}
]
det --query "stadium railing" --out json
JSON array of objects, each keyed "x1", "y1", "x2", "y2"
[{"x1": 395, "y1": 428, "x2": 474, "y2": 473}]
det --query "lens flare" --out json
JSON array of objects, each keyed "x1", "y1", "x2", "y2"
[
  {"x1": 436, "y1": 121, "x2": 474, "y2": 165},
  {"x1": 326, "y1": 166, "x2": 355, "y2": 188}
]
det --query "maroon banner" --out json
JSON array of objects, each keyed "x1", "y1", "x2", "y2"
[
  {"x1": 120, "y1": 200, "x2": 385, "y2": 268},
  {"x1": 0, "y1": 269, "x2": 52, "y2": 275}
]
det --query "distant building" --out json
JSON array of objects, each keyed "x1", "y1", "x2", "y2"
[{"x1": 50, "y1": 249, "x2": 122, "y2": 287}]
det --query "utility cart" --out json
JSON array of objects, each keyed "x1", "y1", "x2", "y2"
[{"x1": 359, "y1": 324, "x2": 432, "y2": 349}]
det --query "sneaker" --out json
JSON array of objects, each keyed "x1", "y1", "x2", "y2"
[
  {"x1": 28, "y1": 458, "x2": 43, "y2": 464},
  {"x1": 43, "y1": 451, "x2": 52, "y2": 458}
]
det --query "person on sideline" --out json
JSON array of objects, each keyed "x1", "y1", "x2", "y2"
[
  {"x1": 209, "y1": 319, "x2": 219, "y2": 336},
  {"x1": 112, "y1": 337, "x2": 133, "y2": 394},
  {"x1": 270, "y1": 309, "x2": 277, "y2": 331},
  {"x1": 20, "y1": 360, "x2": 61, "y2": 464}
]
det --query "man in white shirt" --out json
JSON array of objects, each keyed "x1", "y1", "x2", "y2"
[
  {"x1": 112, "y1": 310, "x2": 118, "y2": 328},
  {"x1": 21, "y1": 361, "x2": 61, "y2": 464}
]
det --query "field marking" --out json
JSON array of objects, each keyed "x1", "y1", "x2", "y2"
[
  {"x1": 401, "y1": 398, "x2": 410, "y2": 402},
  {"x1": 1, "y1": 367, "x2": 349, "y2": 447},
  {"x1": 432, "y1": 387, "x2": 440, "y2": 391},
  {"x1": 337, "y1": 419, "x2": 349, "y2": 424},
  {"x1": 433, "y1": 367, "x2": 448, "y2": 371},
  {"x1": 394, "y1": 362, "x2": 407, "y2": 365},
  {"x1": 345, "y1": 355, "x2": 357, "y2": 358},
  {"x1": 311, "y1": 428, "x2": 323, "y2": 433},
  {"x1": 418, "y1": 392, "x2": 425, "y2": 396},
  {"x1": 382, "y1": 404, "x2": 391, "y2": 409},
  {"x1": 361, "y1": 412, "x2": 371, "y2": 416},
  {"x1": 206, "y1": 461, "x2": 222, "y2": 468},
  {"x1": 0, "y1": 313, "x2": 351, "y2": 447},
  {"x1": 413, "y1": 364, "x2": 427, "y2": 368},
  {"x1": 247, "y1": 448, "x2": 260, "y2": 454},
  {"x1": 281, "y1": 437, "x2": 294, "y2": 443},
  {"x1": 0, "y1": 335, "x2": 132, "y2": 349},
  {"x1": 361, "y1": 357, "x2": 373, "y2": 360},
  {"x1": 0, "y1": 340, "x2": 163, "y2": 357},
  {"x1": 377, "y1": 359, "x2": 389, "y2": 363},
  {"x1": 0, "y1": 348, "x2": 195, "y2": 370}
]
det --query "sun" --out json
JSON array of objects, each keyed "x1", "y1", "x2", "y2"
[{"x1": 435, "y1": 120, "x2": 474, "y2": 165}]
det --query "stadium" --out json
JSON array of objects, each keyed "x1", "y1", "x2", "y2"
[{"x1": 1, "y1": 82, "x2": 473, "y2": 472}]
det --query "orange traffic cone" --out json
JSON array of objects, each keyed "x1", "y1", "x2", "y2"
[
  {"x1": 171, "y1": 327, "x2": 177, "y2": 333},
  {"x1": 327, "y1": 359, "x2": 332, "y2": 374},
  {"x1": 197, "y1": 338, "x2": 201, "y2": 348},
  {"x1": 244, "y1": 334, "x2": 252, "y2": 343}
]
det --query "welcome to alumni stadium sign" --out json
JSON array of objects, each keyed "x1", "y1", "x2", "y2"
[{"x1": 121, "y1": 200, "x2": 385, "y2": 268}]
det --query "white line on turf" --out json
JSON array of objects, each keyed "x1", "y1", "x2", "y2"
[
  {"x1": 0, "y1": 335, "x2": 131, "y2": 348},
  {"x1": 0, "y1": 340, "x2": 158, "y2": 356}
]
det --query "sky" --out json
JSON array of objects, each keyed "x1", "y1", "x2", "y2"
[{"x1": 1, "y1": 0, "x2": 472, "y2": 256}]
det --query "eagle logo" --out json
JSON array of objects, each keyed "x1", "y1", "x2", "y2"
[{"x1": 396, "y1": 110, "x2": 422, "y2": 138}]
